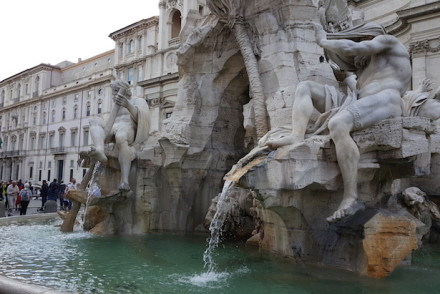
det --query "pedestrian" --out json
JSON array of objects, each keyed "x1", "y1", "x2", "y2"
[
  {"x1": 39, "y1": 180, "x2": 49, "y2": 211},
  {"x1": 47, "y1": 179, "x2": 59, "y2": 202},
  {"x1": 65, "y1": 178, "x2": 77, "y2": 211},
  {"x1": 58, "y1": 180, "x2": 67, "y2": 211},
  {"x1": 19, "y1": 183, "x2": 32, "y2": 215},
  {"x1": 2, "y1": 181, "x2": 9, "y2": 210},
  {"x1": 6, "y1": 181, "x2": 19, "y2": 216}
]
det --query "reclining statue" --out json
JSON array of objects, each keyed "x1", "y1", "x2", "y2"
[
  {"x1": 264, "y1": 21, "x2": 412, "y2": 222},
  {"x1": 89, "y1": 80, "x2": 150, "y2": 191}
]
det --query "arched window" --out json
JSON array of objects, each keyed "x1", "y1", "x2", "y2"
[
  {"x1": 128, "y1": 39, "x2": 134, "y2": 54},
  {"x1": 138, "y1": 36, "x2": 143, "y2": 51},
  {"x1": 74, "y1": 105, "x2": 78, "y2": 119},
  {"x1": 171, "y1": 10, "x2": 182, "y2": 39},
  {"x1": 97, "y1": 100, "x2": 102, "y2": 114},
  {"x1": 35, "y1": 76, "x2": 40, "y2": 94},
  {"x1": 86, "y1": 102, "x2": 91, "y2": 116},
  {"x1": 51, "y1": 110, "x2": 56, "y2": 123}
]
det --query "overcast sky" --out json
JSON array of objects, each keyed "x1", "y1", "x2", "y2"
[{"x1": 0, "y1": 0, "x2": 160, "y2": 81}]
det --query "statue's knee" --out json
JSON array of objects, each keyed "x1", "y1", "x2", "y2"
[
  {"x1": 295, "y1": 81, "x2": 313, "y2": 96},
  {"x1": 328, "y1": 117, "x2": 350, "y2": 138}
]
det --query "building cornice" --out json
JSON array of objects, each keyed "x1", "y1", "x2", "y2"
[
  {"x1": 138, "y1": 72, "x2": 179, "y2": 88},
  {"x1": 0, "y1": 64, "x2": 61, "y2": 85},
  {"x1": 386, "y1": 2, "x2": 440, "y2": 35},
  {"x1": 109, "y1": 16, "x2": 159, "y2": 41},
  {"x1": 61, "y1": 50, "x2": 115, "y2": 71}
]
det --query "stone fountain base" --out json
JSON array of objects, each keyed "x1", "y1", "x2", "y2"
[{"x1": 218, "y1": 117, "x2": 440, "y2": 278}]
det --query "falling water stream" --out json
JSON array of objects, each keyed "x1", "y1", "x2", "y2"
[{"x1": 202, "y1": 153, "x2": 268, "y2": 275}]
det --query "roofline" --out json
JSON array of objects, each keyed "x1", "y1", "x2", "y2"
[
  {"x1": 109, "y1": 16, "x2": 159, "y2": 40},
  {"x1": 0, "y1": 63, "x2": 61, "y2": 84},
  {"x1": 61, "y1": 49, "x2": 115, "y2": 71}
]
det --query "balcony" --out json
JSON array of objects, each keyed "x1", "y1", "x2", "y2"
[
  {"x1": 50, "y1": 147, "x2": 66, "y2": 155},
  {"x1": 5, "y1": 150, "x2": 25, "y2": 157}
]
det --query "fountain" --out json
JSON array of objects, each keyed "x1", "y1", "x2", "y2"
[{"x1": 4, "y1": 0, "x2": 440, "y2": 292}]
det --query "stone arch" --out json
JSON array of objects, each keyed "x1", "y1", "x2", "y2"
[{"x1": 170, "y1": 9, "x2": 182, "y2": 39}]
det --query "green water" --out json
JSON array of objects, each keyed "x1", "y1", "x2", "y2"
[{"x1": 1, "y1": 222, "x2": 440, "y2": 294}]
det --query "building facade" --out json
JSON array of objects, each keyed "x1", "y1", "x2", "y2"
[{"x1": 0, "y1": 0, "x2": 208, "y2": 184}]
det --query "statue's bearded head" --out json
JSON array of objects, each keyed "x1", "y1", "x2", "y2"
[{"x1": 402, "y1": 187, "x2": 426, "y2": 207}]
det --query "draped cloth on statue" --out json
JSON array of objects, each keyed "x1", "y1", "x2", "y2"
[{"x1": 132, "y1": 98, "x2": 150, "y2": 146}]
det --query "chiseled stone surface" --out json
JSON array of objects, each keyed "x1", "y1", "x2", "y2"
[{"x1": 362, "y1": 212, "x2": 420, "y2": 278}]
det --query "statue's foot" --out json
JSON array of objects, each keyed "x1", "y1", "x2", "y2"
[
  {"x1": 326, "y1": 198, "x2": 363, "y2": 223},
  {"x1": 89, "y1": 147, "x2": 108, "y2": 163},
  {"x1": 265, "y1": 135, "x2": 299, "y2": 149},
  {"x1": 118, "y1": 182, "x2": 131, "y2": 192}
]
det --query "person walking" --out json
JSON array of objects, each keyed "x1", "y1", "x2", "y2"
[
  {"x1": 19, "y1": 183, "x2": 32, "y2": 215},
  {"x1": 6, "y1": 181, "x2": 19, "y2": 216},
  {"x1": 39, "y1": 180, "x2": 49, "y2": 211}
]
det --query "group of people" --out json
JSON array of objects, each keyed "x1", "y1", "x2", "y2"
[
  {"x1": 1, "y1": 178, "x2": 77, "y2": 216},
  {"x1": 38, "y1": 178, "x2": 77, "y2": 212},
  {"x1": 1, "y1": 179, "x2": 34, "y2": 216}
]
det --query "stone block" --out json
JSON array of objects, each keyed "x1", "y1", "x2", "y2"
[
  {"x1": 0, "y1": 202, "x2": 5, "y2": 218},
  {"x1": 380, "y1": 129, "x2": 429, "y2": 159},
  {"x1": 352, "y1": 118, "x2": 402, "y2": 153},
  {"x1": 44, "y1": 200, "x2": 58, "y2": 213}
]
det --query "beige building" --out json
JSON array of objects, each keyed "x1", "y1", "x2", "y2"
[{"x1": 0, "y1": 0, "x2": 208, "y2": 184}]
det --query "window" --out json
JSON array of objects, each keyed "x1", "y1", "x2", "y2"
[
  {"x1": 49, "y1": 133, "x2": 54, "y2": 148},
  {"x1": 17, "y1": 83, "x2": 21, "y2": 98},
  {"x1": 35, "y1": 76, "x2": 40, "y2": 93},
  {"x1": 128, "y1": 39, "x2": 134, "y2": 54},
  {"x1": 52, "y1": 100, "x2": 56, "y2": 107},
  {"x1": 32, "y1": 113, "x2": 36, "y2": 125},
  {"x1": 29, "y1": 166, "x2": 33, "y2": 179},
  {"x1": 137, "y1": 65, "x2": 143, "y2": 82},
  {"x1": 74, "y1": 105, "x2": 78, "y2": 119},
  {"x1": 51, "y1": 110, "x2": 56, "y2": 123},
  {"x1": 98, "y1": 88, "x2": 102, "y2": 95},
  {"x1": 39, "y1": 135, "x2": 45, "y2": 149},
  {"x1": 42, "y1": 112, "x2": 47, "y2": 125},
  {"x1": 38, "y1": 170, "x2": 42, "y2": 181},
  {"x1": 97, "y1": 100, "x2": 102, "y2": 114},
  {"x1": 47, "y1": 170, "x2": 51, "y2": 181},
  {"x1": 70, "y1": 160, "x2": 74, "y2": 168},
  {"x1": 70, "y1": 169, "x2": 74, "y2": 180},
  {"x1": 62, "y1": 96, "x2": 67, "y2": 104},
  {"x1": 86, "y1": 102, "x2": 91, "y2": 116},
  {"x1": 87, "y1": 90, "x2": 92, "y2": 99},
  {"x1": 39, "y1": 161, "x2": 43, "y2": 169},
  {"x1": 0, "y1": 90, "x2": 4, "y2": 104},
  {"x1": 119, "y1": 43, "x2": 124, "y2": 58},
  {"x1": 25, "y1": 83, "x2": 29, "y2": 94},
  {"x1": 127, "y1": 67, "x2": 134, "y2": 85},
  {"x1": 138, "y1": 36, "x2": 143, "y2": 51},
  {"x1": 48, "y1": 161, "x2": 52, "y2": 168},
  {"x1": 59, "y1": 132, "x2": 65, "y2": 147},
  {"x1": 70, "y1": 131, "x2": 76, "y2": 147},
  {"x1": 30, "y1": 136, "x2": 36, "y2": 150},
  {"x1": 171, "y1": 10, "x2": 182, "y2": 39},
  {"x1": 74, "y1": 94, "x2": 79, "y2": 102},
  {"x1": 62, "y1": 108, "x2": 66, "y2": 120},
  {"x1": 83, "y1": 129, "x2": 89, "y2": 146}
]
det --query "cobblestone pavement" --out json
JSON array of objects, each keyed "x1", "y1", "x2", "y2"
[{"x1": 1, "y1": 197, "x2": 61, "y2": 217}]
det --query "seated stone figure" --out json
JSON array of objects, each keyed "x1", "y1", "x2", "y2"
[
  {"x1": 265, "y1": 22, "x2": 412, "y2": 222},
  {"x1": 89, "y1": 80, "x2": 150, "y2": 191}
]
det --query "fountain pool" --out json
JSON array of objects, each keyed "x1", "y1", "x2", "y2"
[{"x1": 1, "y1": 221, "x2": 440, "y2": 294}]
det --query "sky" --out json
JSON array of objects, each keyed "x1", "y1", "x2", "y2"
[{"x1": 0, "y1": 0, "x2": 160, "y2": 81}]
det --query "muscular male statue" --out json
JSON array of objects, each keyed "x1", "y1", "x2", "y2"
[
  {"x1": 90, "y1": 80, "x2": 150, "y2": 191},
  {"x1": 267, "y1": 22, "x2": 412, "y2": 222}
]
